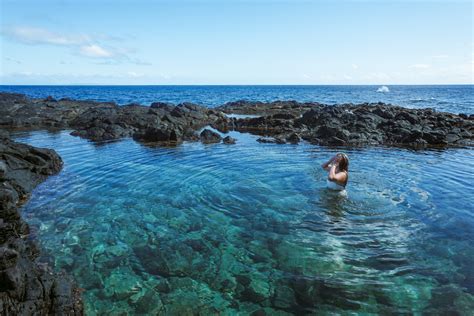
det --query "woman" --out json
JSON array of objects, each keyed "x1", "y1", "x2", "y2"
[{"x1": 321, "y1": 153, "x2": 349, "y2": 191}]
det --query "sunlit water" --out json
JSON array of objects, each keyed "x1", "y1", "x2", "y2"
[
  {"x1": 1, "y1": 85, "x2": 473, "y2": 113},
  {"x1": 14, "y1": 129, "x2": 474, "y2": 315}
]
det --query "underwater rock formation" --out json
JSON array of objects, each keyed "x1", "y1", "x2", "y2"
[
  {"x1": 0, "y1": 136, "x2": 83, "y2": 315},
  {"x1": 217, "y1": 100, "x2": 474, "y2": 147}
]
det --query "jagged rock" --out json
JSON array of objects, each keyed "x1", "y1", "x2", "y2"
[
  {"x1": 0, "y1": 138, "x2": 82, "y2": 314},
  {"x1": 0, "y1": 130, "x2": 9, "y2": 139},
  {"x1": 220, "y1": 100, "x2": 473, "y2": 147},
  {"x1": 0, "y1": 93, "x2": 223, "y2": 144},
  {"x1": 200, "y1": 129, "x2": 222, "y2": 144},
  {"x1": 285, "y1": 132, "x2": 301, "y2": 144},
  {"x1": 1, "y1": 92, "x2": 470, "y2": 147},
  {"x1": 133, "y1": 127, "x2": 182, "y2": 143},
  {"x1": 257, "y1": 137, "x2": 286, "y2": 144},
  {"x1": 223, "y1": 136, "x2": 236, "y2": 144}
]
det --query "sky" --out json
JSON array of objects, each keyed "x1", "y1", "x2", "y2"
[{"x1": 0, "y1": 0, "x2": 472, "y2": 85}]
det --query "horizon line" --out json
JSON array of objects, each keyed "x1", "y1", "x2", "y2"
[{"x1": 1, "y1": 83, "x2": 473, "y2": 87}]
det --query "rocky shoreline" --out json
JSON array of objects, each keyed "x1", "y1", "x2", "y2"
[
  {"x1": 216, "y1": 100, "x2": 474, "y2": 147},
  {"x1": 0, "y1": 92, "x2": 473, "y2": 314},
  {"x1": 1, "y1": 93, "x2": 472, "y2": 147},
  {"x1": 0, "y1": 134, "x2": 82, "y2": 314}
]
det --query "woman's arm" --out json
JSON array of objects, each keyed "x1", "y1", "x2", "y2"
[
  {"x1": 328, "y1": 164, "x2": 347, "y2": 183},
  {"x1": 321, "y1": 156, "x2": 335, "y2": 171}
]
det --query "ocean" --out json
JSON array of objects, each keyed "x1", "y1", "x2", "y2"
[
  {"x1": 1, "y1": 84, "x2": 473, "y2": 114},
  {"x1": 4, "y1": 85, "x2": 474, "y2": 314}
]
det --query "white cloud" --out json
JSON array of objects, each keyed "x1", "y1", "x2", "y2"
[
  {"x1": 2, "y1": 25, "x2": 148, "y2": 64},
  {"x1": 410, "y1": 64, "x2": 431, "y2": 69},
  {"x1": 79, "y1": 44, "x2": 113, "y2": 58},
  {"x1": 2, "y1": 26, "x2": 87, "y2": 46},
  {"x1": 351, "y1": 64, "x2": 359, "y2": 70},
  {"x1": 343, "y1": 74, "x2": 352, "y2": 80}
]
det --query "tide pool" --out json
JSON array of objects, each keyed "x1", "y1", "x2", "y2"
[{"x1": 15, "y1": 130, "x2": 474, "y2": 315}]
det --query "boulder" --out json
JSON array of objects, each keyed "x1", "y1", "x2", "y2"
[
  {"x1": 133, "y1": 127, "x2": 181, "y2": 143},
  {"x1": 200, "y1": 129, "x2": 222, "y2": 144},
  {"x1": 223, "y1": 136, "x2": 236, "y2": 144}
]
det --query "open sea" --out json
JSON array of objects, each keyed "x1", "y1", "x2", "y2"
[{"x1": 3, "y1": 85, "x2": 474, "y2": 314}]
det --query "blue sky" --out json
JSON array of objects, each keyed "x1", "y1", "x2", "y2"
[{"x1": 0, "y1": 0, "x2": 472, "y2": 84}]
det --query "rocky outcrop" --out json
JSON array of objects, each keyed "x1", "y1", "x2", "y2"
[
  {"x1": 216, "y1": 100, "x2": 318, "y2": 117},
  {"x1": 200, "y1": 129, "x2": 222, "y2": 144},
  {"x1": 223, "y1": 136, "x2": 236, "y2": 145},
  {"x1": 0, "y1": 137, "x2": 83, "y2": 315},
  {"x1": 219, "y1": 101, "x2": 474, "y2": 147},
  {"x1": 1, "y1": 93, "x2": 471, "y2": 148},
  {"x1": 0, "y1": 93, "x2": 227, "y2": 144}
]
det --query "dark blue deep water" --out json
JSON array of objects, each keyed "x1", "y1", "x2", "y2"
[
  {"x1": 1, "y1": 85, "x2": 473, "y2": 113},
  {"x1": 6, "y1": 85, "x2": 474, "y2": 314}
]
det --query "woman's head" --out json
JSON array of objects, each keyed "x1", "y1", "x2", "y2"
[{"x1": 336, "y1": 153, "x2": 349, "y2": 172}]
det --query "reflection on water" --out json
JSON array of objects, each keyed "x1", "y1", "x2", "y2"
[{"x1": 15, "y1": 130, "x2": 474, "y2": 315}]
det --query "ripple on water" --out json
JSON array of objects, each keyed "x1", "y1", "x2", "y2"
[{"x1": 13, "y1": 130, "x2": 474, "y2": 315}]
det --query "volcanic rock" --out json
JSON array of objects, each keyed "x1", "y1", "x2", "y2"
[
  {"x1": 0, "y1": 138, "x2": 82, "y2": 314},
  {"x1": 200, "y1": 129, "x2": 222, "y2": 144}
]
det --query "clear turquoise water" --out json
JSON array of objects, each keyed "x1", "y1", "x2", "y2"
[{"x1": 15, "y1": 130, "x2": 474, "y2": 315}]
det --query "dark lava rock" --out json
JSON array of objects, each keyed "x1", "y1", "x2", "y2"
[
  {"x1": 286, "y1": 132, "x2": 301, "y2": 144},
  {"x1": 0, "y1": 92, "x2": 225, "y2": 144},
  {"x1": 257, "y1": 137, "x2": 286, "y2": 144},
  {"x1": 216, "y1": 100, "x2": 319, "y2": 117},
  {"x1": 0, "y1": 138, "x2": 83, "y2": 314},
  {"x1": 223, "y1": 136, "x2": 236, "y2": 144},
  {"x1": 44, "y1": 95, "x2": 57, "y2": 102},
  {"x1": 0, "y1": 130, "x2": 9, "y2": 140},
  {"x1": 220, "y1": 100, "x2": 474, "y2": 148},
  {"x1": 0, "y1": 92, "x2": 472, "y2": 149},
  {"x1": 133, "y1": 127, "x2": 182, "y2": 143},
  {"x1": 200, "y1": 129, "x2": 222, "y2": 144}
]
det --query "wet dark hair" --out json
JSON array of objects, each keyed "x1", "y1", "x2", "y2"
[{"x1": 337, "y1": 153, "x2": 349, "y2": 172}]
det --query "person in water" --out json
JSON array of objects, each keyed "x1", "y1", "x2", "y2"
[{"x1": 321, "y1": 153, "x2": 349, "y2": 191}]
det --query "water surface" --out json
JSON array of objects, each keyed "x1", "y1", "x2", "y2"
[
  {"x1": 2, "y1": 85, "x2": 472, "y2": 114},
  {"x1": 15, "y1": 130, "x2": 474, "y2": 315}
]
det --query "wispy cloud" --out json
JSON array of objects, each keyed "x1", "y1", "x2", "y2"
[
  {"x1": 2, "y1": 26, "x2": 87, "y2": 45},
  {"x1": 1, "y1": 25, "x2": 150, "y2": 65},
  {"x1": 351, "y1": 64, "x2": 359, "y2": 70},
  {"x1": 79, "y1": 44, "x2": 113, "y2": 58}
]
